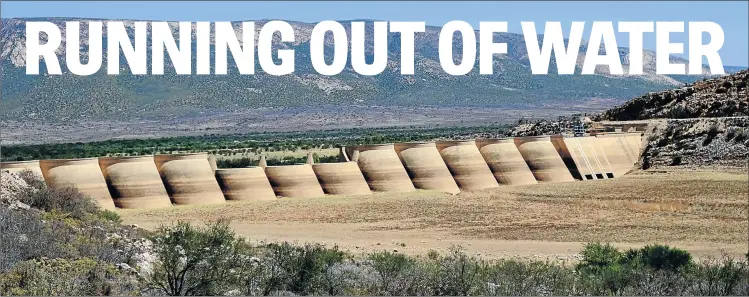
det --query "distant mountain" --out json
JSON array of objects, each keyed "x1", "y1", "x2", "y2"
[{"x1": 0, "y1": 17, "x2": 721, "y2": 123}]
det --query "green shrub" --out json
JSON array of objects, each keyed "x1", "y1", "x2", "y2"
[
  {"x1": 623, "y1": 244, "x2": 692, "y2": 271},
  {"x1": 14, "y1": 171, "x2": 99, "y2": 219},
  {"x1": 0, "y1": 258, "x2": 140, "y2": 296},
  {"x1": 577, "y1": 242, "x2": 623, "y2": 270},
  {"x1": 431, "y1": 246, "x2": 486, "y2": 296},
  {"x1": 148, "y1": 220, "x2": 250, "y2": 296}
]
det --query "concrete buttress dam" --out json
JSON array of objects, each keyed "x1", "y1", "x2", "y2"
[
  {"x1": 40, "y1": 158, "x2": 116, "y2": 209},
  {"x1": 347, "y1": 144, "x2": 416, "y2": 192},
  {"x1": 594, "y1": 134, "x2": 636, "y2": 177},
  {"x1": 514, "y1": 136, "x2": 575, "y2": 183},
  {"x1": 99, "y1": 156, "x2": 173, "y2": 209},
  {"x1": 265, "y1": 164, "x2": 326, "y2": 198},
  {"x1": 154, "y1": 153, "x2": 226, "y2": 205},
  {"x1": 551, "y1": 136, "x2": 612, "y2": 180},
  {"x1": 312, "y1": 162, "x2": 372, "y2": 196},
  {"x1": 215, "y1": 167, "x2": 277, "y2": 201},
  {"x1": 394, "y1": 142, "x2": 460, "y2": 194},
  {"x1": 1, "y1": 160, "x2": 44, "y2": 180},
  {"x1": 475, "y1": 139, "x2": 537, "y2": 186},
  {"x1": 436, "y1": 140, "x2": 499, "y2": 191}
]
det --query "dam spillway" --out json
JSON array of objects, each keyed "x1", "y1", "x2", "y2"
[
  {"x1": 346, "y1": 144, "x2": 416, "y2": 193},
  {"x1": 312, "y1": 162, "x2": 372, "y2": 196},
  {"x1": 394, "y1": 142, "x2": 460, "y2": 194},
  {"x1": 551, "y1": 136, "x2": 612, "y2": 180},
  {"x1": 475, "y1": 139, "x2": 537, "y2": 186},
  {"x1": 265, "y1": 164, "x2": 326, "y2": 198},
  {"x1": 595, "y1": 134, "x2": 636, "y2": 177},
  {"x1": 99, "y1": 156, "x2": 173, "y2": 209},
  {"x1": 215, "y1": 167, "x2": 277, "y2": 201},
  {"x1": 40, "y1": 158, "x2": 116, "y2": 209},
  {"x1": 154, "y1": 153, "x2": 226, "y2": 205},
  {"x1": 436, "y1": 140, "x2": 499, "y2": 191},
  {"x1": 514, "y1": 136, "x2": 575, "y2": 183}
]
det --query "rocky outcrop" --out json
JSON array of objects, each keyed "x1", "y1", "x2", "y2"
[
  {"x1": 641, "y1": 117, "x2": 749, "y2": 169},
  {"x1": 601, "y1": 70, "x2": 749, "y2": 121}
]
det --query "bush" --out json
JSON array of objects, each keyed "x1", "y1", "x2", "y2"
[
  {"x1": 0, "y1": 258, "x2": 141, "y2": 295},
  {"x1": 254, "y1": 242, "x2": 348, "y2": 295},
  {"x1": 577, "y1": 242, "x2": 623, "y2": 270},
  {"x1": 486, "y1": 259, "x2": 577, "y2": 295},
  {"x1": 623, "y1": 244, "x2": 692, "y2": 271},
  {"x1": 431, "y1": 246, "x2": 486, "y2": 296},
  {"x1": 14, "y1": 171, "x2": 99, "y2": 220},
  {"x1": 148, "y1": 220, "x2": 250, "y2": 296},
  {"x1": 670, "y1": 154, "x2": 683, "y2": 166}
]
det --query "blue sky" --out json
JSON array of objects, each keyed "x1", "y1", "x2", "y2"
[{"x1": 2, "y1": 1, "x2": 747, "y2": 66}]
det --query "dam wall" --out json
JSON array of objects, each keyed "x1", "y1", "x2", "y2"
[
  {"x1": 99, "y1": 156, "x2": 173, "y2": 209},
  {"x1": 551, "y1": 136, "x2": 612, "y2": 180},
  {"x1": 436, "y1": 140, "x2": 499, "y2": 191},
  {"x1": 40, "y1": 158, "x2": 116, "y2": 209},
  {"x1": 1, "y1": 160, "x2": 44, "y2": 180},
  {"x1": 475, "y1": 139, "x2": 537, "y2": 186},
  {"x1": 312, "y1": 162, "x2": 372, "y2": 196},
  {"x1": 265, "y1": 164, "x2": 325, "y2": 198},
  {"x1": 346, "y1": 144, "x2": 415, "y2": 192},
  {"x1": 154, "y1": 153, "x2": 226, "y2": 205},
  {"x1": 215, "y1": 167, "x2": 277, "y2": 201},
  {"x1": 595, "y1": 134, "x2": 636, "y2": 177},
  {"x1": 514, "y1": 136, "x2": 575, "y2": 183},
  {"x1": 394, "y1": 142, "x2": 460, "y2": 194}
]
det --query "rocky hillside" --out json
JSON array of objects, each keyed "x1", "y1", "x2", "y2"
[
  {"x1": 1, "y1": 17, "x2": 716, "y2": 123},
  {"x1": 601, "y1": 70, "x2": 749, "y2": 121}
]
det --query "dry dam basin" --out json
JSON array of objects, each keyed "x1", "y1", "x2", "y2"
[{"x1": 3, "y1": 132, "x2": 747, "y2": 261}]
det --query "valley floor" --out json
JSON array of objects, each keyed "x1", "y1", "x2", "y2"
[{"x1": 119, "y1": 168, "x2": 748, "y2": 262}]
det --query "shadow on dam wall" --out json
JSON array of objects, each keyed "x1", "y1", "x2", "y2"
[
  {"x1": 215, "y1": 167, "x2": 277, "y2": 201},
  {"x1": 394, "y1": 142, "x2": 460, "y2": 194},
  {"x1": 265, "y1": 164, "x2": 325, "y2": 199},
  {"x1": 99, "y1": 156, "x2": 173, "y2": 209},
  {"x1": 475, "y1": 138, "x2": 537, "y2": 186},
  {"x1": 2, "y1": 133, "x2": 642, "y2": 210},
  {"x1": 154, "y1": 153, "x2": 226, "y2": 206},
  {"x1": 346, "y1": 144, "x2": 416, "y2": 193},
  {"x1": 312, "y1": 162, "x2": 372, "y2": 196},
  {"x1": 436, "y1": 140, "x2": 499, "y2": 191},
  {"x1": 514, "y1": 136, "x2": 576, "y2": 183}
]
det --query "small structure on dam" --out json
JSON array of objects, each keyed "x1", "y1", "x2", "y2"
[
  {"x1": 40, "y1": 158, "x2": 116, "y2": 209},
  {"x1": 154, "y1": 153, "x2": 226, "y2": 205},
  {"x1": 594, "y1": 134, "x2": 635, "y2": 177},
  {"x1": 475, "y1": 139, "x2": 537, "y2": 186},
  {"x1": 514, "y1": 136, "x2": 575, "y2": 183},
  {"x1": 312, "y1": 162, "x2": 372, "y2": 196},
  {"x1": 436, "y1": 140, "x2": 499, "y2": 191},
  {"x1": 265, "y1": 164, "x2": 326, "y2": 198},
  {"x1": 346, "y1": 144, "x2": 416, "y2": 192},
  {"x1": 215, "y1": 167, "x2": 277, "y2": 201},
  {"x1": 394, "y1": 142, "x2": 460, "y2": 194},
  {"x1": 1, "y1": 160, "x2": 44, "y2": 180},
  {"x1": 551, "y1": 136, "x2": 612, "y2": 180},
  {"x1": 99, "y1": 156, "x2": 173, "y2": 209}
]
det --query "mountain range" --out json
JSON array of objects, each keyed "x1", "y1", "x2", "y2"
[{"x1": 1, "y1": 17, "x2": 742, "y2": 123}]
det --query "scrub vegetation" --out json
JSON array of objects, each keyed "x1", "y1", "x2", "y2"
[{"x1": 2, "y1": 169, "x2": 748, "y2": 296}]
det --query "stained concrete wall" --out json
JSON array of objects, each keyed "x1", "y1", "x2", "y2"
[
  {"x1": 551, "y1": 136, "x2": 612, "y2": 180},
  {"x1": 154, "y1": 153, "x2": 226, "y2": 205},
  {"x1": 40, "y1": 158, "x2": 116, "y2": 209},
  {"x1": 312, "y1": 162, "x2": 372, "y2": 196},
  {"x1": 215, "y1": 167, "x2": 277, "y2": 201},
  {"x1": 1, "y1": 160, "x2": 44, "y2": 180},
  {"x1": 595, "y1": 134, "x2": 635, "y2": 177},
  {"x1": 346, "y1": 144, "x2": 416, "y2": 192},
  {"x1": 436, "y1": 140, "x2": 499, "y2": 191},
  {"x1": 514, "y1": 136, "x2": 575, "y2": 183},
  {"x1": 265, "y1": 164, "x2": 325, "y2": 198},
  {"x1": 475, "y1": 139, "x2": 537, "y2": 186},
  {"x1": 99, "y1": 156, "x2": 172, "y2": 209},
  {"x1": 394, "y1": 142, "x2": 460, "y2": 194}
]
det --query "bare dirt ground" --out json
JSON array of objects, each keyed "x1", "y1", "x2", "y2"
[{"x1": 119, "y1": 168, "x2": 748, "y2": 262}]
